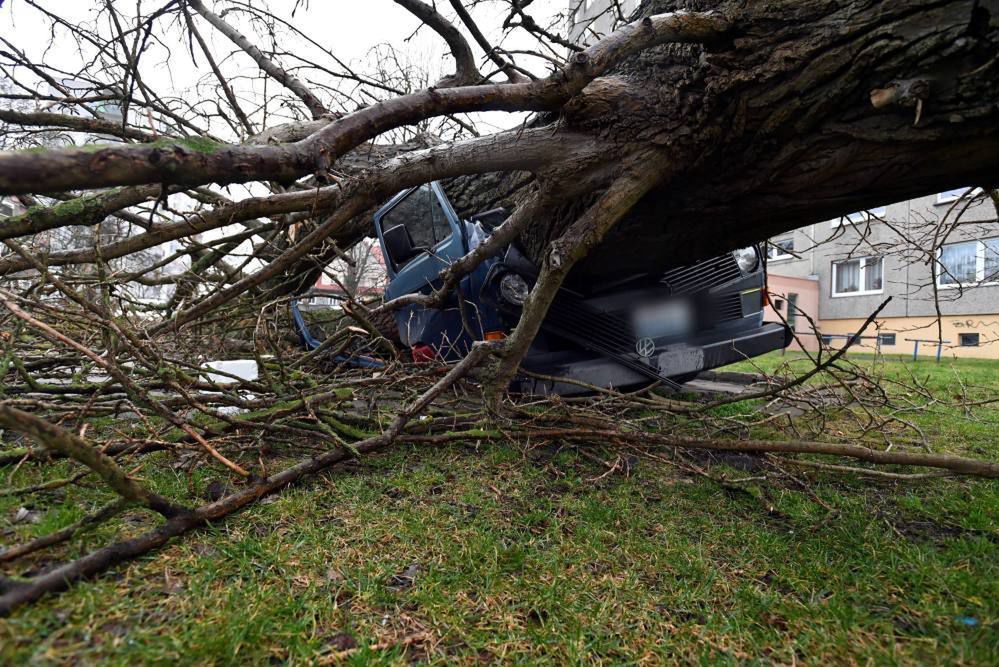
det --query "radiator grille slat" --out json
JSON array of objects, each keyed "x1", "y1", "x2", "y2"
[{"x1": 661, "y1": 254, "x2": 742, "y2": 294}]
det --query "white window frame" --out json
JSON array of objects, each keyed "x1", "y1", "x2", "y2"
[
  {"x1": 936, "y1": 238, "x2": 999, "y2": 288},
  {"x1": 767, "y1": 238, "x2": 794, "y2": 261},
  {"x1": 831, "y1": 256, "x2": 884, "y2": 297},
  {"x1": 936, "y1": 187, "x2": 982, "y2": 205},
  {"x1": 831, "y1": 207, "x2": 887, "y2": 228}
]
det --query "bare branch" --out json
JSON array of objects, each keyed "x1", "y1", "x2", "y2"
[
  {"x1": 394, "y1": 0, "x2": 481, "y2": 86},
  {"x1": 187, "y1": 0, "x2": 328, "y2": 119},
  {"x1": 0, "y1": 404, "x2": 184, "y2": 516},
  {"x1": 449, "y1": 0, "x2": 531, "y2": 83},
  {"x1": 0, "y1": 11, "x2": 731, "y2": 194}
]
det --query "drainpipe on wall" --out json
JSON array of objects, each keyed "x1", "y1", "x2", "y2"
[
  {"x1": 905, "y1": 199, "x2": 911, "y2": 318},
  {"x1": 809, "y1": 223, "x2": 816, "y2": 276}
]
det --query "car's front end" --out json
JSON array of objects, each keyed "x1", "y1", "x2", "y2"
[
  {"x1": 371, "y1": 181, "x2": 790, "y2": 395},
  {"x1": 482, "y1": 244, "x2": 791, "y2": 395}
]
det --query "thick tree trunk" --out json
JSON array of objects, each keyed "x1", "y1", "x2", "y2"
[
  {"x1": 0, "y1": 1, "x2": 996, "y2": 306},
  {"x1": 459, "y1": 0, "x2": 999, "y2": 282}
]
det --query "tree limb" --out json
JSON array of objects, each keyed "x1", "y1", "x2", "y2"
[
  {"x1": 0, "y1": 108, "x2": 157, "y2": 142},
  {"x1": 394, "y1": 0, "x2": 481, "y2": 86},
  {"x1": 0, "y1": 405, "x2": 184, "y2": 517},
  {"x1": 0, "y1": 11, "x2": 730, "y2": 195},
  {"x1": 186, "y1": 0, "x2": 328, "y2": 119}
]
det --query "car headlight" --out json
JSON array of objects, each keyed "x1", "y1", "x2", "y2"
[
  {"x1": 499, "y1": 273, "x2": 530, "y2": 306},
  {"x1": 732, "y1": 246, "x2": 759, "y2": 273}
]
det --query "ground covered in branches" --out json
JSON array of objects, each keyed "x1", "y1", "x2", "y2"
[{"x1": 2, "y1": 355, "x2": 997, "y2": 664}]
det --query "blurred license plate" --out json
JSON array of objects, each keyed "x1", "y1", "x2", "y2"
[{"x1": 632, "y1": 300, "x2": 692, "y2": 339}]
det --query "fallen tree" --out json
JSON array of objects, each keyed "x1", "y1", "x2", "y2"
[{"x1": 1, "y1": 0, "x2": 998, "y2": 615}]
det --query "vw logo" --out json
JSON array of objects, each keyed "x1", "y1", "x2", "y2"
[{"x1": 635, "y1": 337, "x2": 656, "y2": 358}]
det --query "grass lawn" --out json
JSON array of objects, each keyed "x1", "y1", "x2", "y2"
[{"x1": 1, "y1": 355, "x2": 998, "y2": 664}]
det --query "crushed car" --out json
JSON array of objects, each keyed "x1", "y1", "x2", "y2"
[{"x1": 300, "y1": 181, "x2": 792, "y2": 394}]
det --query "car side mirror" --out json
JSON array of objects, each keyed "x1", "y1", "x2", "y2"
[{"x1": 383, "y1": 223, "x2": 422, "y2": 267}]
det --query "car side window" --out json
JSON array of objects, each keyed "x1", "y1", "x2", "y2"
[{"x1": 380, "y1": 184, "x2": 451, "y2": 253}]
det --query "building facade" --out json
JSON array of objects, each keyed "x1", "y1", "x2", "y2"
[
  {"x1": 766, "y1": 189, "x2": 999, "y2": 358},
  {"x1": 305, "y1": 238, "x2": 387, "y2": 309},
  {"x1": 0, "y1": 77, "x2": 184, "y2": 305}
]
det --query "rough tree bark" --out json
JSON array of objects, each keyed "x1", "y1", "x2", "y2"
[
  {"x1": 0, "y1": 1, "x2": 995, "y2": 293},
  {"x1": 216, "y1": 0, "x2": 999, "y2": 291},
  {"x1": 513, "y1": 0, "x2": 999, "y2": 282}
]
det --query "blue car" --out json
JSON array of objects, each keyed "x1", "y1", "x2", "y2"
[{"x1": 372, "y1": 181, "x2": 791, "y2": 395}]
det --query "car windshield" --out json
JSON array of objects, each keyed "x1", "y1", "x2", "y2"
[{"x1": 379, "y1": 184, "x2": 451, "y2": 254}]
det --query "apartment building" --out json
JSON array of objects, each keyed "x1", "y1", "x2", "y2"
[
  {"x1": 0, "y1": 78, "x2": 186, "y2": 304},
  {"x1": 766, "y1": 189, "x2": 999, "y2": 358}
]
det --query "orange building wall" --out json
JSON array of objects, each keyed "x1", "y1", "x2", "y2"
[
  {"x1": 817, "y1": 315, "x2": 999, "y2": 359},
  {"x1": 766, "y1": 274, "x2": 821, "y2": 351}
]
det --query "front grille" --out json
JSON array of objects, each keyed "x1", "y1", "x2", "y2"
[
  {"x1": 541, "y1": 253, "x2": 748, "y2": 355},
  {"x1": 714, "y1": 292, "x2": 745, "y2": 322},
  {"x1": 547, "y1": 291, "x2": 635, "y2": 353},
  {"x1": 660, "y1": 254, "x2": 742, "y2": 295}
]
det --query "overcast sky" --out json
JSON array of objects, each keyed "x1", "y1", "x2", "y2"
[{"x1": 1, "y1": 0, "x2": 566, "y2": 134}]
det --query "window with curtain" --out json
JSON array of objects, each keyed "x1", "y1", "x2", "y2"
[
  {"x1": 834, "y1": 259, "x2": 860, "y2": 294},
  {"x1": 939, "y1": 241, "x2": 977, "y2": 285},
  {"x1": 984, "y1": 239, "x2": 999, "y2": 282},
  {"x1": 832, "y1": 256, "x2": 883, "y2": 296},
  {"x1": 938, "y1": 239, "x2": 999, "y2": 287},
  {"x1": 864, "y1": 257, "x2": 883, "y2": 291}
]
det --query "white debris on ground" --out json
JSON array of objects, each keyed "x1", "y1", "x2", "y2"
[{"x1": 199, "y1": 359, "x2": 259, "y2": 415}]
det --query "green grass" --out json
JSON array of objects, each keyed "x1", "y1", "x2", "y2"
[
  {"x1": 725, "y1": 350, "x2": 999, "y2": 390},
  {"x1": 718, "y1": 352, "x2": 999, "y2": 455},
  {"x1": 2, "y1": 356, "x2": 999, "y2": 664}
]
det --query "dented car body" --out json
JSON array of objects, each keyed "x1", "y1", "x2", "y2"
[{"x1": 374, "y1": 181, "x2": 791, "y2": 394}]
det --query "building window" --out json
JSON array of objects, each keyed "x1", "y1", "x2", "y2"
[
  {"x1": 984, "y1": 239, "x2": 999, "y2": 283},
  {"x1": 832, "y1": 256, "x2": 883, "y2": 296},
  {"x1": 959, "y1": 333, "x2": 980, "y2": 347},
  {"x1": 937, "y1": 238, "x2": 999, "y2": 287},
  {"x1": 786, "y1": 293, "x2": 798, "y2": 330},
  {"x1": 773, "y1": 298, "x2": 784, "y2": 311},
  {"x1": 832, "y1": 207, "x2": 887, "y2": 227},
  {"x1": 878, "y1": 333, "x2": 896, "y2": 346},
  {"x1": 767, "y1": 238, "x2": 794, "y2": 261}
]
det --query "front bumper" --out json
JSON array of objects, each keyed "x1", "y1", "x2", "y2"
[{"x1": 518, "y1": 322, "x2": 791, "y2": 396}]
